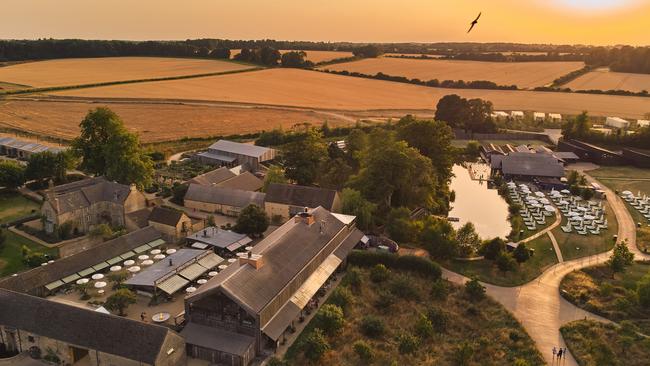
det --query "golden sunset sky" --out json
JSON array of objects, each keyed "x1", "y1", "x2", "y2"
[{"x1": 2, "y1": 0, "x2": 648, "y2": 45}]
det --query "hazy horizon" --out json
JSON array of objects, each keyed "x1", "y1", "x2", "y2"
[{"x1": 2, "y1": 0, "x2": 648, "y2": 47}]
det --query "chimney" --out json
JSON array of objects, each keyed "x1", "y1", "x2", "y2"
[
  {"x1": 239, "y1": 254, "x2": 264, "y2": 269},
  {"x1": 294, "y1": 207, "x2": 315, "y2": 226}
]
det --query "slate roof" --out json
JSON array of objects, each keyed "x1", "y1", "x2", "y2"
[
  {"x1": 180, "y1": 323, "x2": 254, "y2": 357},
  {"x1": 265, "y1": 183, "x2": 338, "y2": 210},
  {"x1": 188, "y1": 207, "x2": 360, "y2": 313},
  {"x1": 148, "y1": 206, "x2": 185, "y2": 227},
  {"x1": 498, "y1": 153, "x2": 564, "y2": 178},
  {"x1": 208, "y1": 140, "x2": 271, "y2": 158},
  {"x1": 126, "y1": 208, "x2": 152, "y2": 229},
  {"x1": 184, "y1": 184, "x2": 265, "y2": 208},
  {"x1": 0, "y1": 227, "x2": 162, "y2": 293},
  {"x1": 215, "y1": 171, "x2": 263, "y2": 192},
  {"x1": 45, "y1": 177, "x2": 132, "y2": 214},
  {"x1": 0, "y1": 289, "x2": 179, "y2": 364},
  {"x1": 188, "y1": 167, "x2": 236, "y2": 186}
]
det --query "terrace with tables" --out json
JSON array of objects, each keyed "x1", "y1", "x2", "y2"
[{"x1": 620, "y1": 190, "x2": 650, "y2": 222}]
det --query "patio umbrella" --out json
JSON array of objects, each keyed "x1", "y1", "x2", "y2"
[
  {"x1": 141, "y1": 260, "x2": 154, "y2": 266},
  {"x1": 150, "y1": 249, "x2": 162, "y2": 255},
  {"x1": 185, "y1": 287, "x2": 197, "y2": 293},
  {"x1": 544, "y1": 205, "x2": 555, "y2": 212},
  {"x1": 568, "y1": 211, "x2": 580, "y2": 217},
  {"x1": 218, "y1": 265, "x2": 228, "y2": 270},
  {"x1": 123, "y1": 260, "x2": 135, "y2": 266},
  {"x1": 227, "y1": 258, "x2": 237, "y2": 263},
  {"x1": 165, "y1": 249, "x2": 177, "y2": 255},
  {"x1": 94, "y1": 281, "x2": 107, "y2": 289},
  {"x1": 540, "y1": 198, "x2": 551, "y2": 204},
  {"x1": 507, "y1": 182, "x2": 516, "y2": 187},
  {"x1": 577, "y1": 206, "x2": 588, "y2": 212},
  {"x1": 76, "y1": 278, "x2": 89, "y2": 285},
  {"x1": 559, "y1": 200, "x2": 569, "y2": 205},
  {"x1": 561, "y1": 189, "x2": 571, "y2": 194},
  {"x1": 153, "y1": 254, "x2": 166, "y2": 260},
  {"x1": 532, "y1": 203, "x2": 543, "y2": 208},
  {"x1": 208, "y1": 271, "x2": 218, "y2": 277},
  {"x1": 127, "y1": 266, "x2": 141, "y2": 273},
  {"x1": 622, "y1": 190, "x2": 633, "y2": 196},
  {"x1": 91, "y1": 274, "x2": 104, "y2": 280},
  {"x1": 197, "y1": 279, "x2": 208, "y2": 285},
  {"x1": 109, "y1": 266, "x2": 122, "y2": 272},
  {"x1": 584, "y1": 214, "x2": 596, "y2": 220},
  {"x1": 138, "y1": 255, "x2": 150, "y2": 261}
]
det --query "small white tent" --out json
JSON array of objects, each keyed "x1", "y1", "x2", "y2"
[{"x1": 605, "y1": 117, "x2": 630, "y2": 129}]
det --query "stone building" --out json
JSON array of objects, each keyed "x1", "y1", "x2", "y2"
[{"x1": 41, "y1": 177, "x2": 147, "y2": 235}]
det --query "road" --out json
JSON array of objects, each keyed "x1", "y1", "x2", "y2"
[{"x1": 442, "y1": 172, "x2": 647, "y2": 365}]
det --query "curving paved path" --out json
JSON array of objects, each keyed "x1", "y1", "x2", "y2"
[{"x1": 442, "y1": 172, "x2": 648, "y2": 365}]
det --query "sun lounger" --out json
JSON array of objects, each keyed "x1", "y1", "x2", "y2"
[
  {"x1": 561, "y1": 226, "x2": 572, "y2": 233},
  {"x1": 590, "y1": 228, "x2": 601, "y2": 235},
  {"x1": 577, "y1": 229, "x2": 588, "y2": 235}
]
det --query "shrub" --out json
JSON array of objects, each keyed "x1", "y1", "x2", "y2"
[
  {"x1": 479, "y1": 238, "x2": 505, "y2": 260},
  {"x1": 414, "y1": 314, "x2": 434, "y2": 339},
  {"x1": 465, "y1": 277, "x2": 486, "y2": 301},
  {"x1": 370, "y1": 263, "x2": 390, "y2": 283},
  {"x1": 513, "y1": 243, "x2": 531, "y2": 263},
  {"x1": 343, "y1": 267, "x2": 362, "y2": 291},
  {"x1": 600, "y1": 282, "x2": 614, "y2": 297},
  {"x1": 430, "y1": 279, "x2": 449, "y2": 301},
  {"x1": 360, "y1": 315, "x2": 385, "y2": 338},
  {"x1": 267, "y1": 357, "x2": 288, "y2": 366},
  {"x1": 454, "y1": 341, "x2": 474, "y2": 366},
  {"x1": 637, "y1": 273, "x2": 650, "y2": 308},
  {"x1": 303, "y1": 328, "x2": 330, "y2": 362},
  {"x1": 57, "y1": 221, "x2": 75, "y2": 240},
  {"x1": 347, "y1": 251, "x2": 441, "y2": 280},
  {"x1": 353, "y1": 340, "x2": 374, "y2": 363},
  {"x1": 389, "y1": 274, "x2": 420, "y2": 300},
  {"x1": 397, "y1": 333, "x2": 419, "y2": 354},
  {"x1": 426, "y1": 306, "x2": 448, "y2": 333},
  {"x1": 329, "y1": 286, "x2": 354, "y2": 310},
  {"x1": 374, "y1": 290, "x2": 395, "y2": 310},
  {"x1": 496, "y1": 251, "x2": 517, "y2": 272},
  {"x1": 314, "y1": 304, "x2": 345, "y2": 336}
]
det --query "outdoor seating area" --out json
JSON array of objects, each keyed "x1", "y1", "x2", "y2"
[
  {"x1": 507, "y1": 183, "x2": 554, "y2": 231},
  {"x1": 507, "y1": 182, "x2": 608, "y2": 236},
  {"x1": 621, "y1": 190, "x2": 650, "y2": 222},
  {"x1": 551, "y1": 189, "x2": 607, "y2": 236}
]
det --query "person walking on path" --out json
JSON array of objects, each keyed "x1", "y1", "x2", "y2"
[
  {"x1": 552, "y1": 347, "x2": 557, "y2": 363},
  {"x1": 557, "y1": 348, "x2": 563, "y2": 361}
]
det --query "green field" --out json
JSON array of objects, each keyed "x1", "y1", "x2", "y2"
[
  {"x1": 441, "y1": 234, "x2": 558, "y2": 286},
  {"x1": 0, "y1": 230, "x2": 57, "y2": 277},
  {"x1": 551, "y1": 201, "x2": 618, "y2": 261},
  {"x1": 590, "y1": 166, "x2": 650, "y2": 180},
  {"x1": 0, "y1": 192, "x2": 39, "y2": 224}
]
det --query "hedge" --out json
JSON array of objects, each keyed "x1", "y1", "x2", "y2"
[{"x1": 347, "y1": 250, "x2": 441, "y2": 280}]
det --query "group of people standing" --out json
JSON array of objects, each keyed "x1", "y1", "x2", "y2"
[{"x1": 552, "y1": 347, "x2": 567, "y2": 363}]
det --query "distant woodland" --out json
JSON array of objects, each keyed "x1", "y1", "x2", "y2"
[{"x1": 1, "y1": 39, "x2": 650, "y2": 74}]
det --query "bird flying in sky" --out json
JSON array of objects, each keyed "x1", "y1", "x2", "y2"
[{"x1": 467, "y1": 12, "x2": 481, "y2": 33}]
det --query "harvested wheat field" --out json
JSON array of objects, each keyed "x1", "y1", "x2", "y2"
[
  {"x1": 0, "y1": 57, "x2": 255, "y2": 88},
  {"x1": 49, "y1": 68, "x2": 650, "y2": 119},
  {"x1": 320, "y1": 58, "x2": 585, "y2": 88},
  {"x1": 229, "y1": 49, "x2": 353, "y2": 63},
  {"x1": 0, "y1": 99, "x2": 350, "y2": 142},
  {"x1": 564, "y1": 68, "x2": 650, "y2": 92}
]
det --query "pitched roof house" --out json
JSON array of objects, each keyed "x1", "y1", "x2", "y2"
[
  {"x1": 41, "y1": 177, "x2": 147, "y2": 235},
  {"x1": 184, "y1": 184, "x2": 266, "y2": 217},
  {"x1": 0, "y1": 289, "x2": 186, "y2": 366},
  {"x1": 181, "y1": 207, "x2": 363, "y2": 365},
  {"x1": 148, "y1": 206, "x2": 193, "y2": 242},
  {"x1": 264, "y1": 183, "x2": 341, "y2": 221}
]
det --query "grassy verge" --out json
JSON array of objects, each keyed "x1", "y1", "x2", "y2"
[
  {"x1": 588, "y1": 167, "x2": 650, "y2": 252},
  {"x1": 559, "y1": 261, "x2": 650, "y2": 334},
  {"x1": 440, "y1": 234, "x2": 558, "y2": 287},
  {"x1": 0, "y1": 230, "x2": 57, "y2": 277},
  {"x1": 284, "y1": 266, "x2": 544, "y2": 365},
  {"x1": 561, "y1": 319, "x2": 650, "y2": 366},
  {"x1": 551, "y1": 201, "x2": 618, "y2": 261},
  {"x1": 0, "y1": 192, "x2": 40, "y2": 224}
]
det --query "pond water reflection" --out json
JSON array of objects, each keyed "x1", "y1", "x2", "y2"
[{"x1": 448, "y1": 164, "x2": 511, "y2": 240}]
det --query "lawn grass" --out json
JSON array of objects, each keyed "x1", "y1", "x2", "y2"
[
  {"x1": 589, "y1": 176, "x2": 650, "y2": 252},
  {"x1": 559, "y1": 261, "x2": 650, "y2": 334},
  {"x1": 561, "y1": 319, "x2": 650, "y2": 366},
  {"x1": 0, "y1": 230, "x2": 57, "y2": 277},
  {"x1": 285, "y1": 266, "x2": 544, "y2": 365},
  {"x1": 551, "y1": 201, "x2": 618, "y2": 261},
  {"x1": 0, "y1": 192, "x2": 39, "y2": 224},
  {"x1": 590, "y1": 166, "x2": 650, "y2": 180},
  {"x1": 440, "y1": 234, "x2": 558, "y2": 286}
]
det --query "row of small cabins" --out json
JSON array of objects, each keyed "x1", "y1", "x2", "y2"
[
  {"x1": 0, "y1": 140, "x2": 360, "y2": 366},
  {"x1": 0, "y1": 137, "x2": 63, "y2": 159},
  {"x1": 491, "y1": 111, "x2": 562, "y2": 122}
]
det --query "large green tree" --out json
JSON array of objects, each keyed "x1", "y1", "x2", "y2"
[
  {"x1": 262, "y1": 165, "x2": 287, "y2": 192},
  {"x1": 340, "y1": 188, "x2": 376, "y2": 230},
  {"x1": 561, "y1": 111, "x2": 591, "y2": 140},
  {"x1": 234, "y1": 204, "x2": 270, "y2": 237},
  {"x1": 351, "y1": 129, "x2": 435, "y2": 210},
  {"x1": 25, "y1": 150, "x2": 76, "y2": 185},
  {"x1": 0, "y1": 160, "x2": 26, "y2": 189},
  {"x1": 345, "y1": 128, "x2": 368, "y2": 168},
  {"x1": 71, "y1": 108, "x2": 153, "y2": 189},
  {"x1": 608, "y1": 241, "x2": 634, "y2": 277},
  {"x1": 282, "y1": 129, "x2": 327, "y2": 185},
  {"x1": 434, "y1": 94, "x2": 496, "y2": 133}
]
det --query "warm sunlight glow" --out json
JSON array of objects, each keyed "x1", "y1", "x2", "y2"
[{"x1": 553, "y1": 0, "x2": 639, "y2": 10}]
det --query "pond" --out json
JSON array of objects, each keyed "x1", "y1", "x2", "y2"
[{"x1": 448, "y1": 164, "x2": 511, "y2": 240}]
